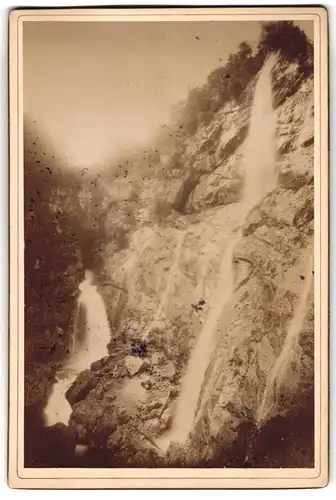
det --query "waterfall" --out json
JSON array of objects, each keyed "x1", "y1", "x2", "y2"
[
  {"x1": 158, "y1": 55, "x2": 278, "y2": 450},
  {"x1": 157, "y1": 234, "x2": 240, "y2": 450},
  {"x1": 44, "y1": 270, "x2": 112, "y2": 426},
  {"x1": 256, "y1": 250, "x2": 314, "y2": 424},
  {"x1": 242, "y1": 54, "x2": 278, "y2": 210}
]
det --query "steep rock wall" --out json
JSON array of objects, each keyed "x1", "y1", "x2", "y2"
[{"x1": 60, "y1": 65, "x2": 314, "y2": 468}]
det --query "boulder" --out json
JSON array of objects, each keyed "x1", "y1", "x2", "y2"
[
  {"x1": 151, "y1": 353, "x2": 164, "y2": 366},
  {"x1": 112, "y1": 364, "x2": 128, "y2": 379},
  {"x1": 90, "y1": 356, "x2": 110, "y2": 372},
  {"x1": 160, "y1": 361, "x2": 176, "y2": 380},
  {"x1": 69, "y1": 398, "x2": 118, "y2": 445},
  {"x1": 91, "y1": 413, "x2": 119, "y2": 447},
  {"x1": 124, "y1": 356, "x2": 150, "y2": 377},
  {"x1": 142, "y1": 409, "x2": 161, "y2": 421},
  {"x1": 147, "y1": 400, "x2": 163, "y2": 412},
  {"x1": 65, "y1": 370, "x2": 99, "y2": 405}
]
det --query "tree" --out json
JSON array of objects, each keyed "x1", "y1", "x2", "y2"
[
  {"x1": 206, "y1": 42, "x2": 257, "y2": 104},
  {"x1": 178, "y1": 86, "x2": 213, "y2": 134},
  {"x1": 238, "y1": 41, "x2": 253, "y2": 59},
  {"x1": 258, "y1": 21, "x2": 312, "y2": 68},
  {"x1": 169, "y1": 22, "x2": 313, "y2": 140}
]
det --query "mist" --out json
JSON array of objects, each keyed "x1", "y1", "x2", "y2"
[{"x1": 23, "y1": 21, "x2": 264, "y2": 168}]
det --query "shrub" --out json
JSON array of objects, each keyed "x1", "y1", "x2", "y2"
[{"x1": 258, "y1": 21, "x2": 313, "y2": 74}]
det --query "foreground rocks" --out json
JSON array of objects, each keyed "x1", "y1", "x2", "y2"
[{"x1": 124, "y1": 356, "x2": 150, "y2": 377}]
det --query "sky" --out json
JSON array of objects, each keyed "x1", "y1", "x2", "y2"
[{"x1": 23, "y1": 20, "x2": 313, "y2": 169}]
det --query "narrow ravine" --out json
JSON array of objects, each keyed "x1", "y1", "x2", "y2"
[{"x1": 44, "y1": 270, "x2": 112, "y2": 426}]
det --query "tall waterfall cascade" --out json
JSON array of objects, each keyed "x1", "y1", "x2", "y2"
[
  {"x1": 44, "y1": 270, "x2": 112, "y2": 426},
  {"x1": 158, "y1": 55, "x2": 279, "y2": 450}
]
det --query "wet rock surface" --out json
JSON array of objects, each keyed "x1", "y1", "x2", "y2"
[
  {"x1": 25, "y1": 33, "x2": 314, "y2": 468},
  {"x1": 66, "y1": 370, "x2": 100, "y2": 405},
  {"x1": 76, "y1": 70, "x2": 313, "y2": 468}
]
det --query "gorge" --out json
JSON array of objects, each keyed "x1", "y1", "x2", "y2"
[{"x1": 24, "y1": 21, "x2": 315, "y2": 469}]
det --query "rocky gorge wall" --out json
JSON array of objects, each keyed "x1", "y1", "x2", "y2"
[
  {"x1": 23, "y1": 121, "x2": 129, "y2": 466},
  {"x1": 48, "y1": 57, "x2": 316, "y2": 468},
  {"x1": 188, "y1": 79, "x2": 314, "y2": 466}
]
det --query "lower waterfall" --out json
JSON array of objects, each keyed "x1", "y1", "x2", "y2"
[{"x1": 44, "y1": 270, "x2": 112, "y2": 426}]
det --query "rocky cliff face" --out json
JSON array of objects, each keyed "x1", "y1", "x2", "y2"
[
  {"x1": 185, "y1": 73, "x2": 314, "y2": 467},
  {"x1": 57, "y1": 58, "x2": 314, "y2": 468}
]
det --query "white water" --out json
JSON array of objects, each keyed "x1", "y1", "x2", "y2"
[
  {"x1": 157, "y1": 234, "x2": 240, "y2": 450},
  {"x1": 44, "y1": 270, "x2": 112, "y2": 426},
  {"x1": 242, "y1": 55, "x2": 278, "y2": 210},
  {"x1": 256, "y1": 250, "x2": 314, "y2": 424},
  {"x1": 159, "y1": 55, "x2": 278, "y2": 449}
]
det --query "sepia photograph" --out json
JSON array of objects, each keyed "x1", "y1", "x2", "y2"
[{"x1": 8, "y1": 6, "x2": 329, "y2": 489}]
